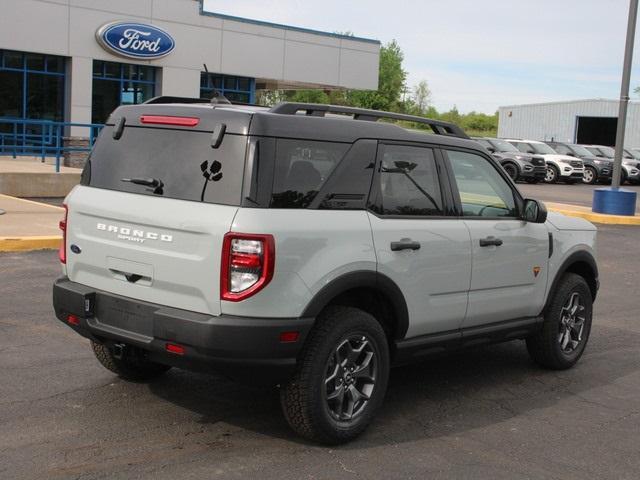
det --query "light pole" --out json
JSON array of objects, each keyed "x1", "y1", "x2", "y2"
[{"x1": 593, "y1": 0, "x2": 638, "y2": 215}]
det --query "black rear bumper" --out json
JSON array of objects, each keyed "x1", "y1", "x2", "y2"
[{"x1": 52, "y1": 277, "x2": 314, "y2": 384}]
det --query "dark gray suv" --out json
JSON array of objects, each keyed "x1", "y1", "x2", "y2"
[{"x1": 474, "y1": 137, "x2": 547, "y2": 183}]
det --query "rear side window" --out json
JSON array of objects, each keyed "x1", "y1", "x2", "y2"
[
  {"x1": 85, "y1": 126, "x2": 246, "y2": 205},
  {"x1": 371, "y1": 144, "x2": 444, "y2": 216},
  {"x1": 270, "y1": 139, "x2": 349, "y2": 208}
]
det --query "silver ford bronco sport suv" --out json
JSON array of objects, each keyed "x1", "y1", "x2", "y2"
[{"x1": 53, "y1": 99, "x2": 598, "y2": 444}]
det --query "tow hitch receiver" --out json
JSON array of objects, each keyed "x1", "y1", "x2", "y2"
[{"x1": 112, "y1": 343, "x2": 126, "y2": 360}]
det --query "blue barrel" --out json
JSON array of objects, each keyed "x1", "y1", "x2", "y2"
[{"x1": 592, "y1": 188, "x2": 637, "y2": 216}]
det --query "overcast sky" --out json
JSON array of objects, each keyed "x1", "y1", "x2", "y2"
[{"x1": 203, "y1": 0, "x2": 640, "y2": 113}]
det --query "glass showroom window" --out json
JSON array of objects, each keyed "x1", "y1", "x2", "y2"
[
  {"x1": 92, "y1": 61, "x2": 156, "y2": 124},
  {"x1": 0, "y1": 50, "x2": 65, "y2": 122},
  {"x1": 200, "y1": 72, "x2": 255, "y2": 103}
]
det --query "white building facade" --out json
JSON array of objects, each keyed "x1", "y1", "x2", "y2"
[
  {"x1": 0, "y1": 0, "x2": 380, "y2": 132},
  {"x1": 498, "y1": 99, "x2": 640, "y2": 148}
]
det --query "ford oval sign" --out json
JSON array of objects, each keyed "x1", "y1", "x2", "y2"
[{"x1": 96, "y1": 22, "x2": 175, "y2": 59}]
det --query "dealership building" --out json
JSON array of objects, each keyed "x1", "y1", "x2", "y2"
[
  {"x1": 498, "y1": 99, "x2": 640, "y2": 148},
  {"x1": 0, "y1": 0, "x2": 380, "y2": 164}
]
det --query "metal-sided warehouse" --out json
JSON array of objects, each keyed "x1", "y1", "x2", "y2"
[
  {"x1": 0, "y1": 0, "x2": 380, "y2": 166},
  {"x1": 498, "y1": 99, "x2": 640, "y2": 148}
]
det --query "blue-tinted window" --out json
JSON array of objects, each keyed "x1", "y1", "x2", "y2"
[
  {"x1": 0, "y1": 49, "x2": 65, "y2": 122},
  {"x1": 200, "y1": 72, "x2": 255, "y2": 104},
  {"x1": 92, "y1": 60, "x2": 156, "y2": 123}
]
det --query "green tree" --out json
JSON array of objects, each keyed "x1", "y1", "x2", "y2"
[
  {"x1": 635, "y1": 86, "x2": 640, "y2": 96},
  {"x1": 348, "y1": 39, "x2": 407, "y2": 111},
  {"x1": 411, "y1": 80, "x2": 432, "y2": 114},
  {"x1": 290, "y1": 89, "x2": 330, "y2": 104}
]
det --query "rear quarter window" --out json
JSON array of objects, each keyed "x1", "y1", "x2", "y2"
[
  {"x1": 270, "y1": 139, "x2": 350, "y2": 208},
  {"x1": 84, "y1": 126, "x2": 247, "y2": 205}
]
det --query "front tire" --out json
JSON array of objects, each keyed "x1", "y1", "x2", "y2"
[
  {"x1": 280, "y1": 306, "x2": 390, "y2": 444},
  {"x1": 526, "y1": 273, "x2": 593, "y2": 370},
  {"x1": 503, "y1": 162, "x2": 519, "y2": 181},
  {"x1": 91, "y1": 341, "x2": 171, "y2": 381},
  {"x1": 583, "y1": 166, "x2": 597, "y2": 185},
  {"x1": 544, "y1": 165, "x2": 559, "y2": 184}
]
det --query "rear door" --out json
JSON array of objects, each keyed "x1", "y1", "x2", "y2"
[
  {"x1": 367, "y1": 143, "x2": 471, "y2": 338},
  {"x1": 64, "y1": 114, "x2": 248, "y2": 316},
  {"x1": 442, "y1": 149, "x2": 549, "y2": 327}
]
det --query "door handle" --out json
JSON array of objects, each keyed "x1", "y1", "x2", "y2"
[
  {"x1": 479, "y1": 236, "x2": 503, "y2": 247},
  {"x1": 390, "y1": 238, "x2": 421, "y2": 251}
]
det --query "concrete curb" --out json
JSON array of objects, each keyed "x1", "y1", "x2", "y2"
[
  {"x1": 0, "y1": 236, "x2": 61, "y2": 252},
  {"x1": 546, "y1": 202, "x2": 640, "y2": 225}
]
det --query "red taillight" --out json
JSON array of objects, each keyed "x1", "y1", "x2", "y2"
[
  {"x1": 140, "y1": 115, "x2": 199, "y2": 127},
  {"x1": 279, "y1": 331, "x2": 299, "y2": 343},
  {"x1": 221, "y1": 233, "x2": 275, "y2": 302},
  {"x1": 59, "y1": 204, "x2": 68, "y2": 264},
  {"x1": 165, "y1": 343, "x2": 185, "y2": 355},
  {"x1": 66, "y1": 314, "x2": 79, "y2": 326}
]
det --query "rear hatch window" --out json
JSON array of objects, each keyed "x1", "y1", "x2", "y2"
[{"x1": 85, "y1": 125, "x2": 247, "y2": 205}]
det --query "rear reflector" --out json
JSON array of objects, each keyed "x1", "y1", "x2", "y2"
[
  {"x1": 140, "y1": 115, "x2": 200, "y2": 127},
  {"x1": 165, "y1": 343, "x2": 185, "y2": 355},
  {"x1": 279, "y1": 331, "x2": 299, "y2": 343},
  {"x1": 59, "y1": 204, "x2": 68, "y2": 264},
  {"x1": 66, "y1": 314, "x2": 79, "y2": 326}
]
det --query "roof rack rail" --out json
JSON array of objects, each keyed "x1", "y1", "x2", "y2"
[
  {"x1": 268, "y1": 102, "x2": 469, "y2": 138},
  {"x1": 143, "y1": 96, "x2": 211, "y2": 105},
  {"x1": 144, "y1": 91, "x2": 232, "y2": 105}
]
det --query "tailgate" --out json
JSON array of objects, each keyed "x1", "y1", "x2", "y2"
[{"x1": 65, "y1": 186, "x2": 237, "y2": 316}]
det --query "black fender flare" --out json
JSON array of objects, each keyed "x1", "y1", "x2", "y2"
[
  {"x1": 301, "y1": 270, "x2": 409, "y2": 340},
  {"x1": 544, "y1": 250, "x2": 599, "y2": 311}
]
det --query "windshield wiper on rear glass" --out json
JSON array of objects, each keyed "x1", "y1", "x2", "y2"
[{"x1": 121, "y1": 177, "x2": 164, "y2": 195}]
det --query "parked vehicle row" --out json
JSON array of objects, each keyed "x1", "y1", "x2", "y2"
[{"x1": 474, "y1": 137, "x2": 640, "y2": 185}]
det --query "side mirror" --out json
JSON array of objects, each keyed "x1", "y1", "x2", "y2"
[
  {"x1": 526, "y1": 149, "x2": 535, "y2": 154},
  {"x1": 523, "y1": 199, "x2": 547, "y2": 223},
  {"x1": 566, "y1": 151, "x2": 576, "y2": 157},
  {"x1": 487, "y1": 147, "x2": 496, "y2": 153}
]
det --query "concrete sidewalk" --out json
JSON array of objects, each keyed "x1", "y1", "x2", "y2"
[
  {"x1": 0, "y1": 158, "x2": 81, "y2": 197},
  {"x1": 0, "y1": 194, "x2": 63, "y2": 252}
]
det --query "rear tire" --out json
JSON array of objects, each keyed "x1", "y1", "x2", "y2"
[
  {"x1": 91, "y1": 341, "x2": 171, "y2": 381},
  {"x1": 280, "y1": 306, "x2": 390, "y2": 444},
  {"x1": 526, "y1": 273, "x2": 592, "y2": 370}
]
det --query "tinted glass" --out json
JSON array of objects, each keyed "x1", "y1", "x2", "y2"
[
  {"x1": 511, "y1": 141, "x2": 531, "y2": 153},
  {"x1": 270, "y1": 140, "x2": 349, "y2": 208},
  {"x1": 25, "y1": 53, "x2": 45, "y2": 71},
  {"x1": 570, "y1": 144, "x2": 592, "y2": 157},
  {"x1": 374, "y1": 144, "x2": 443, "y2": 216},
  {"x1": 0, "y1": 70, "x2": 23, "y2": 117},
  {"x1": 92, "y1": 79, "x2": 120, "y2": 124},
  {"x1": 446, "y1": 150, "x2": 517, "y2": 217},
  {"x1": 87, "y1": 127, "x2": 246, "y2": 205},
  {"x1": 3, "y1": 51, "x2": 23, "y2": 69},
  {"x1": 26, "y1": 73, "x2": 64, "y2": 120},
  {"x1": 532, "y1": 143, "x2": 557, "y2": 154},
  {"x1": 491, "y1": 139, "x2": 519, "y2": 152}
]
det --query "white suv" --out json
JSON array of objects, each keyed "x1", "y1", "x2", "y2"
[
  {"x1": 506, "y1": 139, "x2": 584, "y2": 184},
  {"x1": 53, "y1": 100, "x2": 599, "y2": 444}
]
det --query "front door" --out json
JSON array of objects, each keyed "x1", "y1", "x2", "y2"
[
  {"x1": 442, "y1": 149, "x2": 549, "y2": 327},
  {"x1": 367, "y1": 143, "x2": 471, "y2": 338}
]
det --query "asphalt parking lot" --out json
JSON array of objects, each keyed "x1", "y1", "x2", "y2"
[
  {"x1": 2, "y1": 187, "x2": 640, "y2": 480},
  {"x1": 518, "y1": 182, "x2": 640, "y2": 212}
]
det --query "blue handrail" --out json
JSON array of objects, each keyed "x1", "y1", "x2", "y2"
[{"x1": 0, "y1": 118, "x2": 104, "y2": 173}]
